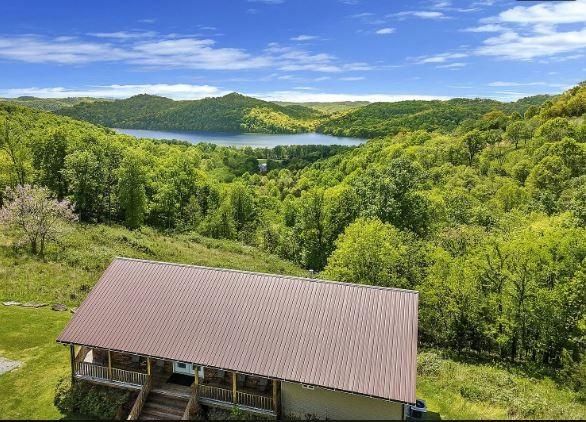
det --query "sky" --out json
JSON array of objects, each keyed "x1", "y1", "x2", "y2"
[{"x1": 0, "y1": 0, "x2": 585, "y2": 103}]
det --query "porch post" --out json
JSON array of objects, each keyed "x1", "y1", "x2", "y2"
[
  {"x1": 232, "y1": 372, "x2": 237, "y2": 404},
  {"x1": 147, "y1": 357, "x2": 151, "y2": 375},
  {"x1": 69, "y1": 344, "x2": 75, "y2": 383},
  {"x1": 107, "y1": 350, "x2": 112, "y2": 379},
  {"x1": 272, "y1": 379, "x2": 281, "y2": 418}
]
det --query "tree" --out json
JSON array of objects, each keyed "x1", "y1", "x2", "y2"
[
  {"x1": 462, "y1": 129, "x2": 485, "y2": 166},
  {"x1": 0, "y1": 185, "x2": 77, "y2": 256},
  {"x1": 506, "y1": 120, "x2": 532, "y2": 149},
  {"x1": 0, "y1": 118, "x2": 30, "y2": 187},
  {"x1": 118, "y1": 151, "x2": 147, "y2": 229},
  {"x1": 323, "y1": 218, "x2": 415, "y2": 288},
  {"x1": 31, "y1": 129, "x2": 69, "y2": 199},
  {"x1": 63, "y1": 150, "x2": 104, "y2": 222}
]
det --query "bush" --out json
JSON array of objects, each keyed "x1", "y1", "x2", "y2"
[{"x1": 54, "y1": 378, "x2": 130, "y2": 419}]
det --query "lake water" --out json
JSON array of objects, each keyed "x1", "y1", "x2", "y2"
[{"x1": 114, "y1": 128, "x2": 364, "y2": 148}]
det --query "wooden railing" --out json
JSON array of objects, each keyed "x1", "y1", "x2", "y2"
[
  {"x1": 198, "y1": 385, "x2": 233, "y2": 404},
  {"x1": 236, "y1": 390, "x2": 273, "y2": 411},
  {"x1": 127, "y1": 375, "x2": 152, "y2": 420},
  {"x1": 111, "y1": 367, "x2": 148, "y2": 386},
  {"x1": 74, "y1": 362, "x2": 147, "y2": 386},
  {"x1": 75, "y1": 362, "x2": 109, "y2": 380},
  {"x1": 181, "y1": 385, "x2": 199, "y2": 420},
  {"x1": 198, "y1": 384, "x2": 273, "y2": 412}
]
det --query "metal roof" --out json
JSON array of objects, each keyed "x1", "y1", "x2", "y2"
[{"x1": 57, "y1": 258, "x2": 418, "y2": 403}]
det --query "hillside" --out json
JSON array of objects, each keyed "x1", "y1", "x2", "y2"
[
  {"x1": 275, "y1": 100, "x2": 370, "y2": 114},
  {"x1": 316, "y1": 95, "x2": 553, "y2": 138},
  {"x1": 58, "y1": 93, "x2": 323, "y2": 134},
  {"x1": 0, "y1": 96, "x2": 101, "y2": 112}
]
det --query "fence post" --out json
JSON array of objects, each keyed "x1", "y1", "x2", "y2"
[
  {"x1": 107, "y1": 350, "x2": 112, "y2": 380},
  {"x1": 232, "y1": 372, "x2": 237, "y2": 404}
]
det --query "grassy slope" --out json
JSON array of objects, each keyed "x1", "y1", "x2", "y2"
[
  {"x1": 0, "y1": 223, "x2": 305, "y2": 306},
  {"x1": 417, "y1": 351, "x2": 586, "y2": 420}
]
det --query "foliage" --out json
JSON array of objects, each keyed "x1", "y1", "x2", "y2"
[
  {"x1": 54, "y1": 378, "x2": 130, "y2": 419},
  {"x1": 316, "y1": 96, "x2": 551, "y2": 139},
  {"x1": 0, "y1": 185, "x2": 77, "y2": 256},
  {"x1": 58, "y1": 93, "x2": 320, "y2": 134}
]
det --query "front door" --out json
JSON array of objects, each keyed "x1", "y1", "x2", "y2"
[{"x1": 172, "y1": 361, "x2": 195, "y2": 375}]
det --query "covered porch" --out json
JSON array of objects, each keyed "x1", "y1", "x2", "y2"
[{"x1": 70, "y1": 345, "x2": 279, "y2": 418}]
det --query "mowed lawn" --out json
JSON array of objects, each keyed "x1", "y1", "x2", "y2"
[{"x1": 0, "y1": 306, "x2": 70, "y2": 419}]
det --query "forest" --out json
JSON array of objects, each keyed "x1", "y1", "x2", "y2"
[
  {"x1": 1, "y1": 83, "x2": 585, "y2": 402},
  {"x1": 57, "y1": 93, "x2": 323, "y2": 134}
]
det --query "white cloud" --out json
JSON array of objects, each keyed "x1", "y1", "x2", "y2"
[
  {"x1": 436, "y1": 62, "x2": 466, "y2": 69},
  {"x1": 290, "y1": 35, "x2": 319, "y2": 41},
  {"x1": 339, "y1": 76, "x2": 365, "y2": 81},
  {"x1": 253, "y1": 90, "x2": 451, "y2": 102},
  {"x1": 476, "y1": 28, "x2": 586, "y2": 60},
  {"x1": 0, "y1": 84, "x2": 228, "y2": 100},
  {"x1": 488, "y1": 81, "x2": 568, "y2": 88},
  {"x1": 414, "y1": 52, "x2": 467, "y2": 64},
  {"x1": 376, "y1": 28, "x2": 395, "y2": 35},
  {"x1": 493, "y1": 1, "x2": 586, "y2": 25},
  {"x1": 471, "y1": 1, "x2": 586, "y2": 60},
  {"x1": 0, "y1": 34, "x2": 373, "y2": 73},
  {"x1": 392, "y1": 11, "x2": 448, "y2": 20},
  {"x1": 88, "y1": 31, "x2": 157, "y2": 39},
  {"x1": 463, "y1": 24, "x2": 505, "y2": 33}
]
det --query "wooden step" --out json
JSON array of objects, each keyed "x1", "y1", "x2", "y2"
[
  {"x1": 143, "y1": 401, "x2": 184, "y2": 417},
  {"x1": 140, "y1": 408, "x2": 183, "y2": 420}
]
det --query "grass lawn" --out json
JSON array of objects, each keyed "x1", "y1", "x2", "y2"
[
  {"x1": 0, "y1": 306, "x2": 70, "y2": 419},
  {"x1": 0, "y1": 223, "x2": 305, "y2": 306}
]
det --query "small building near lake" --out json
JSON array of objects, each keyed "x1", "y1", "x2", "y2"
[{"x1": 57, "y1": 257, "x2": 419, "y2": 420}]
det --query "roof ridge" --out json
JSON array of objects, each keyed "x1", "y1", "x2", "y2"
[{"x1": 114, "y1": 256, "x2": 419, "y2": 295}]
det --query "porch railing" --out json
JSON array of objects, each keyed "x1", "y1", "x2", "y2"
[
  {"x1": 236, "y1": 390, "x2": 273, "y2": 411},
  {"x1": 127, "y1": 375, "x2": 152, "y2": 420},
  {"x1": 74, "y1": 362, "x2": 147, "y2": 386},
  {"x1": 198, "y1": 384, "x2": 273, "y2": 412},
  {"x1": 198, "y1": 385, "x2": 233, "y2": 403}
]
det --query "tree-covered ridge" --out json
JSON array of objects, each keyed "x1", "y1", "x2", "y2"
[
  {"x1": 0, "y1": 96, "x2": 102, "y2": 112},
  {"x1": 57, "y1": 92, "x2": 323, "y2": 134},
  {"x1": 317, "y1": 95, "x2": 553, "y2": 138},
  {"x1": 275, "y1": 101, "x2": 370, "y2": 114}
]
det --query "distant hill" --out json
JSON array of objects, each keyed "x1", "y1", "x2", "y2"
[
  {"x1": 275, "y1": 101, "x2": 370, "y2": 114},
  {"x1": 0, "y1": 96, "x2": 102, "y2": 112},
  {"x1": 58, "y1": 93, "x2": 324, "y2": 134},
  {"x1": 317, "y1": 95, "x2": 553, "y2": 138}
]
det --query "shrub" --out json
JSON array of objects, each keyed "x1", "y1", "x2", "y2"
[{"x1": 54, "y1": 378, "x2": 130, "y2": 419}]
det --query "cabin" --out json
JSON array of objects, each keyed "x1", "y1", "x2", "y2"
[{"x1": 57, "y1": 258, "x2": 419, "y2": 420}]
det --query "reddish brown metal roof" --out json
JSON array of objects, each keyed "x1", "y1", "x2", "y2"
[{"x1": 58, "y1": 258, "x2": 418, "y2": 403}]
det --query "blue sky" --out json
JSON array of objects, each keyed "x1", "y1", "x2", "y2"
[{"x1": 0, "y1": 0, "x2": 584, "y2": 102}]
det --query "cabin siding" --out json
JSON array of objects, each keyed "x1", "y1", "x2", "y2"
[{"x1": 281, "y1": 382, "x2": 404, "y2": 420}]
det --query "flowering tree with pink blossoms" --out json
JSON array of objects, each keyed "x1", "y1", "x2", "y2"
[{"x1": 0, "y1": 185, "x2": 77, "y2": 256}]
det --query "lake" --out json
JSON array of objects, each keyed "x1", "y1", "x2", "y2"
[{"x1": 114, "y1": 128, "x2": 364, "y2": 148}]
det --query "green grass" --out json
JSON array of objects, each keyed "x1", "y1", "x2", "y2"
[
  {"x1": 0, "y1": 306, "x2": 70, "y2": 419},
  {"x1": 0, "y1": 223, "x2": 305, "y2": 306},
  {"x1": 417, "y1": 351, "x2": 586, "y2": 420}
]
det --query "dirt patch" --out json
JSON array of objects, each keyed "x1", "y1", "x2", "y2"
[{"x1": 0, "y1": 356, "x2": 22, "y2": 375}]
